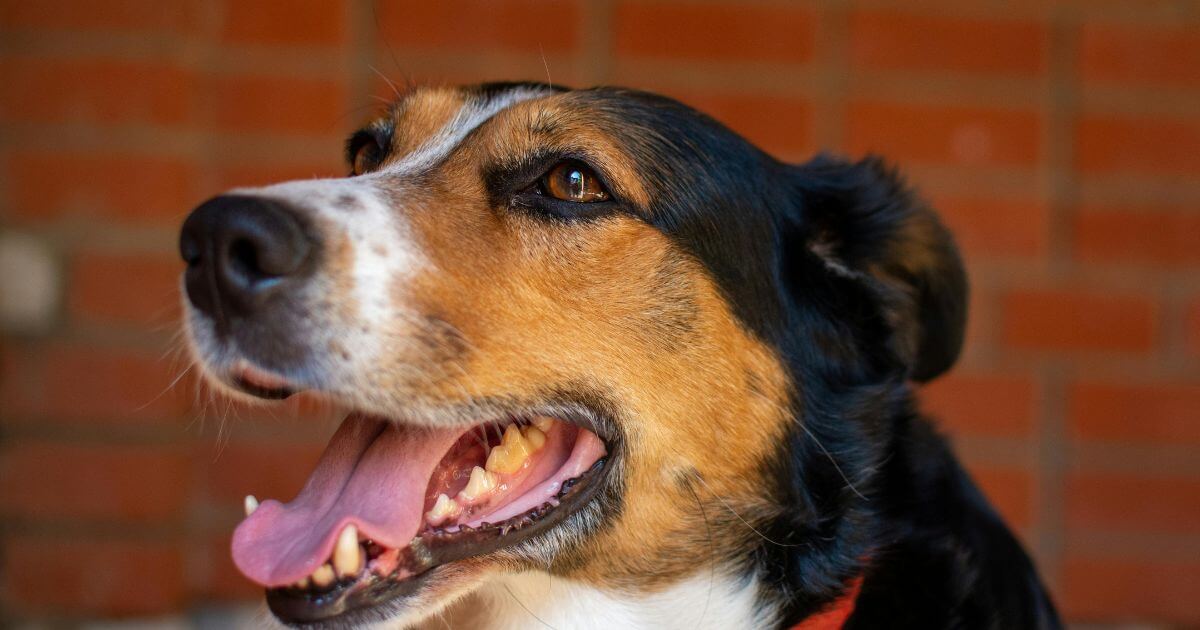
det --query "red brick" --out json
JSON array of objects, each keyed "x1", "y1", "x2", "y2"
[
  {"x1": 4, "y1": 343, "x2": 190, "y2": 424},
  {"x1": 1189, "y1": 299, "x2": 1200, "y2": 357},
  {"x1": 966, "y1": 465, "x2": 1034, "y2": 530},
  {"x1": 0, "y1": 57, "x2": 194, "y2": 126},
  {"x1": 205, "y1": 439, "x2": 325, "y2": 506},
  {"x1": 1076, "y1": 114, "x2": 1200, "y2": 176},
  {"x1": 213, "y1": 162, "x2": 343, "y2": 190},
  {"x1": 1063, "y1": 557, "x2": 1200, "y2": 624},
  {"x1": 69, "y1": 251, "x2": 183, "y2": 327},
  {"x1": 377, "y1": 0, "x2": 579, "y2": 54},
  {"x1": 845, "y1": 102, "x2": 1040, "y2": 167},
  {"x1": 932, "y1": 196, "x2": 1049, "y2": 258},
  {"x1": 1069, "y1": 381, "x2": 1200, "y2": 445},
  {"x1": 0, "y1": 0, "x2": 199, "y2": 35},
  {"x1": 0, "y1": 440, "x2": 189, "y2": 523},
  {"x1": 672, "y1": 92, "x2": 812, "y2": 159},
  {"x1": 219, "y1": 0, "x2": 347, "y2": 46},
  {"x1": 1073, "y1": 206, "x2": 1200, "y2": 266},
  {"x1": 0, "y1": 343, "x2": 32, "y2": 417},
  {"x1": 921, "y1": 373, "x2": 1036, "y2": 438},
  {"x1": 1080, "y1": 22, "x2": 1200, "y2": 89},
  {"x1": 7, "y1": 151, "x2": 198, "y2": 224},
  {"x1": 199, "y1": 534, "x2": 259, "y2": 601},
  {"x1": 850, "y1": 11, "x2": 1045, "y2": 76},
  {"x1": 1002, "y1": 289, "x2": 1157, "y2": 354},
  {"x1": 1066, "y1": 472, "x2": 1200, "y2": 534},
  {"x1": 614, "y1": 1, "x2": 814, "y2": 63},
  {"x1": 2, "y1": 536, "x2": 184, "y2": 617},
  {"x1": 957, "y1": 281, "x2": 994, "y2": 358},
  {"x1": 210, "y1": 75, "x2": 347, "y2": 134}
]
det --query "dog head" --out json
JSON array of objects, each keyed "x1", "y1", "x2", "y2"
[{"x1": 179, "y1": 82, "x2": 966, "y2": 626}]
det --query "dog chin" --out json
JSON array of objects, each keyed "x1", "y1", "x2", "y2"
[{"x1": 252, "y1": 568, "x2": 493, "y2": 630}]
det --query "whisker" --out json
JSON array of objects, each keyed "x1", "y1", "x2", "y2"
[
  {"x1": 691, "y1": 474, "x2": 807, "y2": 549},
  {"x1": 683, "y1": 475, "x2": 715, "y2": 627},
  {"x1": 798, "y1": 422, "x2": 867, "y2": 501},
  {"x1": 501, "y1": 583, "x2": 558, "y2": 630}
]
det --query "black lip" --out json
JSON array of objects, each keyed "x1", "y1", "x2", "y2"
[
  {"x1": 232, "y1": 375, "x2": 296, "y2": 400},
  {"x1": 264, "y1": 457, "x2": 611, "y2": 627}
]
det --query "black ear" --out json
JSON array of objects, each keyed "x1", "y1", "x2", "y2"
[{"x1": 790, "y1": 154, "x2": 968, "y2": 382}]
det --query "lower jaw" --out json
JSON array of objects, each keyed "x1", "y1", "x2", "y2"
[{"x1": 264, "y1": 458, "x2": 608, "y2": 626}]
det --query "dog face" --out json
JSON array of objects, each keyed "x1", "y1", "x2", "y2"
[{"x1": 179, "y1": 82, "x2": 966, "y2": 626}]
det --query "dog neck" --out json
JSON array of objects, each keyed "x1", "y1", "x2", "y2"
[{"x1": 419, "y1": 570, "x2": 776, "y2": 629}]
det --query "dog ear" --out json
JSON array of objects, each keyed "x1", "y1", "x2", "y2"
[{"x1": 788, "y1": 154, "x2": 968, "y2": 382}]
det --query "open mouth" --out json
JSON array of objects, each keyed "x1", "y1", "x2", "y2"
[{"x1": 231, "y1": 399, "x2": 611, "y2": 625}]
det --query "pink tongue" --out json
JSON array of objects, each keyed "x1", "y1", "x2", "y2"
[{"x1": 230, "y1": 414, "x2": 463, "y2": 587}]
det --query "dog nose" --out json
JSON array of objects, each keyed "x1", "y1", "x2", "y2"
[{"x1": 179, "y1": 194, "x2": 315, "y2": 327}]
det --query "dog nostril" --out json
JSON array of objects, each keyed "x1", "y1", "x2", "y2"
[
  {"x1": 227, "y1": 225, "x2": 310, "y2": 282},
  {"x1": 228, "y1": 237, "x2": 264, "y2": 281},
  {"x1": 179, "y1": 194, "x2": 316, "y2": 322}
]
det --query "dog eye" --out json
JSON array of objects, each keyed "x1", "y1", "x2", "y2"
[
  {"x1": 351, "y1": 142, "x2": 380, "y2": 176},
  {"x1": 541, "y1": 161, "x2": 610, "y2": 203},
  {"x1": 347, "y1": 130, "x2": 387, "y2": 176}
]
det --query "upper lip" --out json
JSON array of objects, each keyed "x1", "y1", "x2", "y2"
[{"x1": 229, "y1": 360, "x2": 617, "y2": 444}]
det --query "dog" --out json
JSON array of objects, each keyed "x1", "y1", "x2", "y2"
[{"x1": 179, "y1": 81, "x2": 1061, "y2": 629}]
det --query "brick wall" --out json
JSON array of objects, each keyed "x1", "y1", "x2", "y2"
[{"x1": 1, "y1": 0, "x2": 1197, "y2": 626}]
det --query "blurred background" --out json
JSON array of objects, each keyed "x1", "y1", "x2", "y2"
[{"x1": 0, "y1": 0, "x2": 1198, "y2": 627}]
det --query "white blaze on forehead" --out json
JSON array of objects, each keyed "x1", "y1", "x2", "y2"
[{"x1": 386, "y1": 86, "x2": 553, "y2": 175}]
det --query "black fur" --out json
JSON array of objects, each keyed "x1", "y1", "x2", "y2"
[{"x1": 513, "y1": 85, "x2": 1061, "y2": 628}]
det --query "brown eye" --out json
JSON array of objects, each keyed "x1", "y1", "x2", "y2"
[
  {"x1": 351, "y1": 142, "x2": 378, "y2": 176},
  {"x1": 347, "y1": 128, "x2": 388, "y2": 176},
  {"x1": 542, "y1": 161, "x2": 610, "y2": 203}
]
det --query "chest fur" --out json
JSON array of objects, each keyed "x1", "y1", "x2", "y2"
[{"x1": 419, "y1": 570, "x2": 774, "y2": 629}]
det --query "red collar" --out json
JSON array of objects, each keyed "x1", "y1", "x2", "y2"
[{"x1": 788, "y1": 576, "x2": 863, "y2": 630}]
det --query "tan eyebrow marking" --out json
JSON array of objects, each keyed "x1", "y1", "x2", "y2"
[{"x1": 385, "y1": 87, "x2": 554, "y2": 176}]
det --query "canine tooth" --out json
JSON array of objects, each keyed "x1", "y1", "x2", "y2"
[
  {"x1": 533, "y1": 416, "x2": 554, "y2": 432},
  {"x1": 293, "y1": 577, "x2": 310, "y2": 590},
  {"x1": 426, "y1": 493, "x2": 461, "y2": 525},
  {"x1": 522, "y1": 425, "x2": 546, "y2": 450},
  {"x1": 459, "y1": 466, "x2": 498, "y2": 501},
  {"x1": 243, "y1": 495, "x2": 259, "y2": 516},
  {"x1": 311, "y1": 563, "x2": 335, "y2": 588},
  {"x1": 333, "y1": 524, "x2": 362, "y2": 577}
]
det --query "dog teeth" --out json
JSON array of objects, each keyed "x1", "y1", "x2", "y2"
[
  {"x1": 310, "y1": 563, "x2": 335, "y2": 588},
  {"x1": 486, "y1": 425, "x2": 536, "y2": 474},
  {"x1": 503, "y1": 423, "x2": 531, "y2": 453},
  {"x1": 333, "y1": 524, "x2": 362, "y2": 578},
  {"x1": 458, "y1": 466, "x2": 499, "y2": 503},
  {"x1": 243, "y1": 495, "x2": 259, "y2": 516},
  {"x1": 292, "y1": 524, "x2": 365, "y2": 591},
  {"x1": 425, "y1": 493, "x2": 461, "y2": 526},
  {"x1": 522, "y1": 425, "x2": 546, "y2": 450},
  {"x1": 532, "y1": 416, "x2": 554, "y2": 432}
]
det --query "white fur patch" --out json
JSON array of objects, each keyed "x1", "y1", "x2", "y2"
[
  {"x1": 431, "y1": 570, "x2": 774, "y2": 630},
  {"x1": 386, "y1": 87, "x2": 550, "y2": 176},
  {"x1": 239, "y1": 177, "x2": 423, "y2": 335}
]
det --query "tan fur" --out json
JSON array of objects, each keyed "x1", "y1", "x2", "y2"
[
  {"x1": 337, "y1": 88, "x2": 797, "y2": 591},
  {"x1": 386, "y1": 89, "x2": 469, "y2": 162}
]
